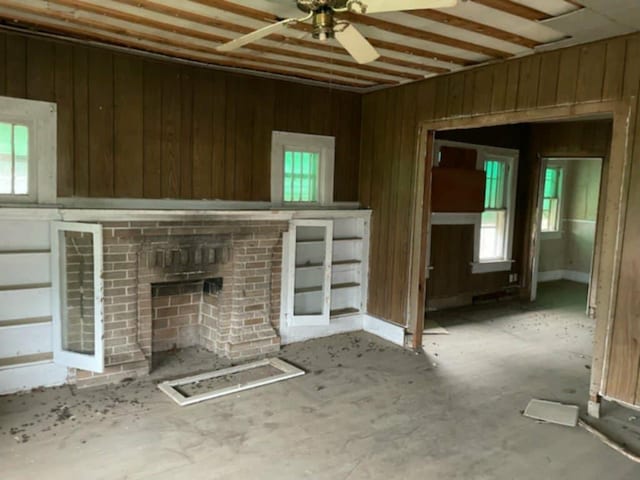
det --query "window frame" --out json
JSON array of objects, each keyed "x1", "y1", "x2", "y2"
[
  {"x1": 540, "y1": 164, "x2": 564, "y2": 238},
  {"x1": 271, "y1": 131, "x2": 335, "y2": 206},
  {"x1": 0, "y1": 96, "x2": 57, "y2": 205},
  {"x1": 474, "y1": 149, "x2": 519, "y2": 272}
]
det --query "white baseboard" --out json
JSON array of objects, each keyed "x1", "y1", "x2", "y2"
[
  {"x1": 280, "y1": 314, "x2": 363, "y2": 345},
  {"x1": 363, "y1": 315, "x2": 405, "y2": 346},
  {"x1": 538, "y1": 269, "x2": 589, "y2": 284},
  {"x1": 0, "y1": 361, "x2": 68, "y2": 394},
  {"x1": 563, "y1": 270, "x2": 590, "y2": 284},
  {"x1": 538, "y1": 270, "x2": 563, "y2": 282}
]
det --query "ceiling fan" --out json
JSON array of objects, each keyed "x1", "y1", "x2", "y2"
[{"x1": 216, "y1": 0, "x2": 458, "y2": 64}]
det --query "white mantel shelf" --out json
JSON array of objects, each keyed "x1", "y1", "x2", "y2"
[{"x1": 0, "y1": 204, "x2": 371, "y2": 222}]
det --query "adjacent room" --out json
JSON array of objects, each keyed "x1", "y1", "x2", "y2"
[{"x1": 1, "y1": 0, "x2": 640, "y2": 478}]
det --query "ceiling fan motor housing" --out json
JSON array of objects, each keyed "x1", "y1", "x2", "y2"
[
  {"x1": 312, "y1": 6, "x2": 335, "y2": 40},
  {"x1": 296, "y1": 0, "x2": 349, "y2": 13}
]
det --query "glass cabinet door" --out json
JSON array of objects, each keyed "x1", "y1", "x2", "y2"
[{"x1": 51, "y1": 222, "x2": 104, "y2": 372}]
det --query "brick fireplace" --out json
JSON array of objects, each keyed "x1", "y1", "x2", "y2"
[{"x1": 75, "y1": 220, "x2": 288, "y2": 387}]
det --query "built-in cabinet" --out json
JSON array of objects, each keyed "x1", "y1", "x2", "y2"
[{"x1": 281, "y1": 213, "x2": 370, "y2": 343}]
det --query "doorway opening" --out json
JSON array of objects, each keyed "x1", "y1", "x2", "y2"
[
  {"x1": 531, "y1": 156, "x2": 604, "y2": 320},
  {"x1": 418, "y1": 118, "x2": 612, "y2": 402}
]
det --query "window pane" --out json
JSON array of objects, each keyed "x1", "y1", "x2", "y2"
[
  {"x1": 541, "y1": 166, "x2": 561, "y2": 232},
  {"x1": 13, "y1": 125, "x2": 29, "y2": 194},
  {"x1": 0, "y1": 123, "x2": 12, "y2": 194},
  {"x1": 283, "y1": 149, "x2": 319, "y2": 203},
  {"x1": 484, "y1": 160, "x2": 506, "y2": 209},
  {"x1": 480, "y1": 210, "x2": 506, "y2": 260}
]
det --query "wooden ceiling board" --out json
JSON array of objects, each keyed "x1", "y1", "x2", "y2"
[
  {"x1": 49, "y1": 0, "x2": 421, "y2": 81},
  {"x1": 510, "y1": 0, "x2": 581, "y2": 16},
  {"x1": 0, "y1": 6, "x2": 375, "y2": 87},
  {"x1": 442, "y1": 1, "x2": 567, "y2": 43},
  {"x1": 370, "y1": 11, "x2": 528, "y2": 54},
  {"x1": 579, "y1": 0, "x2": 640, "y2": 30},
  {"x1": 0, "y1": 0, "x2": 637, "y2": 90}
]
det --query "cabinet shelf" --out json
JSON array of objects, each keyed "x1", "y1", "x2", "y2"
[
  {"x1": 331, "y1": 282, "x2": 360, "y2": 290},
  {"x1": 297, "y1": 237, "x2": 363, "y2": 245},
  {"x1": 330, "y1": 307, "x2": 360, "y2": 317},
  {"x1": 295, "y1": 259, "x2": 361, "y2": 270},
  {"x1": 294, "y1": 282, "x2": 361, "y2": 295}
]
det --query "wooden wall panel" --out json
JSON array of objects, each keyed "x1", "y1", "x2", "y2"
[
  {"x1": 5, "y1": 35, "x2": 26, "y2": 98},
  {"x1": 114, "y1": 54, "x2": 143, "y2": 198},
  {"x1": 606, "y1": 81, "x2": 640, "y2": 404},
  {"x1": 0, "y1": 29, "x2": 361, "y2": 201},
  {"x1": 361, "y1": 31, "x2": 640, "y2": 410},
  {"x1": 360, "y1": 33, "x2": 635, "y2": 331},
  {"x1": 88, "y1": 49, "x2": 114, "y2": 198},
  {"x1": 54, "y1": 44, "x2": 74, "y2": 198},
  {"x1": 72, "y1": 46, "x2": 90, "y2": 197},
  {"x1": 0, "y1": 34, "x2": 6, "y2": 95}
]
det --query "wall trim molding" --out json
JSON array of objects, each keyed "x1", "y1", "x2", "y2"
[
  {"x1": 363, "y1": 315, "x2": 405, "y2": 346},
  {"x1": 280, "y1": 314, "x2": 363, "y2": 345},
  {"x1": 538, "y1": 269, "x2": 590, "y2": 284},
  {"x1": 0, "y1": 206, "x2": 371, "y2": 222}
]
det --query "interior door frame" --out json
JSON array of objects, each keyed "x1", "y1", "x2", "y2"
[
  {"x1": 50, "y1": 221, "x2": 104, "y2": 373},
  {"x1": 407, "y1": 99, "x2": 635, "y2": 410}
]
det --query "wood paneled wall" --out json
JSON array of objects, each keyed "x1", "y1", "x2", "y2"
[
  {"x1": 359, "y1": 33, "x2": 640, "y2": 406},
  {"x1": 0, "y1": 30, "x2": 361, "y2": 201}
]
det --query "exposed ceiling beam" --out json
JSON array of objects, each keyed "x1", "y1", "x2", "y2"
[
  {"x1": 409, "y1": 9, "x2": 540, "y2": 49},
  {"x1": 339, "y1": 12, "x2": 511, "y2": 58},
  {"x1": 0, "y1": 9, "x2": 375, "y2": 88},
  {"x1": 115, "y1": 0, "x2": 454, "y2": 71},
  {"x1": 190, "y1": 0, "x2": 491, "y2": 61},
  {"x1": 471, "y1": 0, "x2": 551, "y2": 21},
  {"x1": 47, "y1": 0, "x2": 422, "y2": 81}
]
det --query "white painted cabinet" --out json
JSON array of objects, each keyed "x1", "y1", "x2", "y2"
[{"x1": 281, "y1": 213, "x2": 370, "y2": 343}]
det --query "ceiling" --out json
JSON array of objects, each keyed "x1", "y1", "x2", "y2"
[{"x1": 0, "y1": 0, "x2": 638, "y2": 91}]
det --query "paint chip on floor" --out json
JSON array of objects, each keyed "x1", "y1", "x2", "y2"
[{"x1": 524, "y1": 399, "x2": 579, "y2": 427}]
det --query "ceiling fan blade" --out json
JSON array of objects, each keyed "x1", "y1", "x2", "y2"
[
  {"x1": 352, "y1": 0, "x2": 458, "y2": 14},
  {"x1": 335, "y1": 24, "x2": 380, "y2": 64},
  {"x1": 217, "y1": 17, "x2": 300, "y2": 52}
]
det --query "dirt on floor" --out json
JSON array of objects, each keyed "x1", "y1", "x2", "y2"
[{"x1": 1, "y1": 282, "x2": 640, "y2": 479}]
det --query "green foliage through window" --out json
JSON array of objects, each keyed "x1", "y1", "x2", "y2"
[
  {"x1": 541, "y1": 166, "x2": 562, "y2": 232},
  {"x1": 0, "y1": 122, "x2": 29, "y2": 195},
  {"x1": 283, "y1": 150, "x2": 319, "y2": 202},
  {"x1": 484, "y1": 159, "x2": 506, "y2": 209}
]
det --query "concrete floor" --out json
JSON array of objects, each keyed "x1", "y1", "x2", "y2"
[{"x1": 1, "y1": 281, "x2": 640, "y2": 479}]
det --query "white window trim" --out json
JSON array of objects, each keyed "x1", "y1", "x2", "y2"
[
  {"x1": 0, "y1": 96, "x2": 57, "y2": 205},
  {"x1": 432, "y1": 140, "x2": 519, "y2": 275},
  {"x1": 270, "y1": 131, "x2": 335, "y2": 206}
]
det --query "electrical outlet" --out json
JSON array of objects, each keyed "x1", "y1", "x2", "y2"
[{"x1": 509, "y1": 273, "x2": 518, "y2": 283}]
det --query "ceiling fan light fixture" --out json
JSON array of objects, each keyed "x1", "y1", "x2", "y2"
[{"x1": 312, "y1": 7, "x2": 336, "y2": 41}]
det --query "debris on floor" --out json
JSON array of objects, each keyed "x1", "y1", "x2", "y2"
[
  {"x1": 579, "y1": 418, "x2": 640, "y2": 465},
  {"x1": 423, "y1": 318, "x2": 449, "y2": 335},
  {"x1": 523, "y1": 399, "x2": 579, "y2": 427}
]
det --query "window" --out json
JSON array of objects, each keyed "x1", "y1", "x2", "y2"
[
  {"x1": 475, "y1": 150, "x2": 518, "y2": 272},
  {"x1": 271, "y1": 131, "x2": 334, "y2": 205},
  {"x1": 480, "y1": 159, "x2": 508, "y2": 261},
  {"x1": 541, "y1": 166, "x2": 563, "y2": 232},
  {"x1": 283, "y1": 150, "x2": 320, "y2": 202},
  {"x1": 0, "y1": 122, "x2": 30, "y2": 195},
  {"x1": 0, "y1": 96, "x2": 57, "y2": 204}
]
